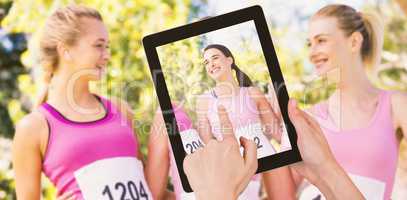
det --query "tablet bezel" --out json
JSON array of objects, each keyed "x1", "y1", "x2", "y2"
[{"x1": 143, "y1": 5, "x2": 302, "y2": 193}]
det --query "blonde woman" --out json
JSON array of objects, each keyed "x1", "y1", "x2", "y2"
[
  {"x1": 291, "y1": 4, "x2": 407, "y2": 199},
  {"x1": 12, "y1": 5, "x2": 152, "y2": 200}
]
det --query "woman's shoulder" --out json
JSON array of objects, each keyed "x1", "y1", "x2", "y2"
[
  {"x1": 389, "y1": 90, "x2": 407, "y2": 104},
  {"x1": 14, "y1": 110, "x2": 48, "y2": 146},
  {"x1": 246, "y1": 86, "x2": 267, "y2": 101},
  {"x1": 247, "y1": 86, "x2": 263, "y2": 94},
  {"x1": 389, "y1": 90, "x2": 407, "y2": 125},
  {"x1": 196, "y1": 91, "x2": 212, "y2": 103},
  {"x1": 16, "y1": 110, "x2": 48, "y2": 133},
  {"x1": 304, "y1": 100, "x2": 329, "y2": 119}
]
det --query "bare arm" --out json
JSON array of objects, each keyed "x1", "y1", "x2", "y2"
[
  {"x1": 12, "y1": 112, "x2": 47, "y2": 199},
  {"x1": 195, "y1": 95, "x2": 213, "y2": 143},
  {"x1": 145, "y1": 109, "x2": 171, "y2": 200},
  {"x1": 391, "y1": 92, "x2": 407, "y2": 142},
  {"x1": 248, "y1": 87, "x2": 282, "y2": 142},
  {"x1": 262, "y1": 168, "x2": 296, "y2": 200}
]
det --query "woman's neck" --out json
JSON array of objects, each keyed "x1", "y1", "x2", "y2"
[
  {"x1": 333, "y1": 59, "x2": 379, "y2": 102},
  {"x1": 214, "y1": 78, "x2": 239, "y2": 97},
  {"x1": 47, "y1": 69, "x2": 99, "y2": 114}
]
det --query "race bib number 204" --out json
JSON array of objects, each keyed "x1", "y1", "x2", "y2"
[{"x1": 74, "y1": 157, "x2": 152, "y2": 200}]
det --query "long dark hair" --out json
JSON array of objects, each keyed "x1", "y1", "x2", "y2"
[{"x1": 204, "y1": 44, "x2": 253, "y2": 87}]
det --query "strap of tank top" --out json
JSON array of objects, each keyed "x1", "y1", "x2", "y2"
[
  {"x1": 39, "y1": 103, "x2": 54, "y2": 120},
  {"x1": 96, "y1": 95, "x2": 113, "y2": 114},
  {"x1": 39, "y1": 94, "x2": 113, "y2": 125},
  {"x1": 211, "y1": 89, "x2": 218, "y2": 98}
]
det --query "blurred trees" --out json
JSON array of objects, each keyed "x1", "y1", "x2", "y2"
[
  {"x1": 0, "y1": 1, "x2": 26, "y2": 197},
  {"x1": 0, "y1": 0, "x2": 27, "y2": 139},
  {"x1": 375, "y1": 0, "x2": 407, "y2": 91}
]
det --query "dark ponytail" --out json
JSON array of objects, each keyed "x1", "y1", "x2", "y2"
[
  {"x1": 231, "y1": 63, "x2": 253, "y2": 87},
  {"x1": 204, "y1": 44, "x2": 253, "y2": 87}
]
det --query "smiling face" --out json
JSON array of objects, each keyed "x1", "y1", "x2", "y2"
[
  {"x1": 63, "y1": 17, "x2": 110, "y2": 81},
  {"x1": 307, "y1": 17, "x2": 352, "y2": 76},
  {"x1": 203, "y1": 48, "x2": 234, "y2": 81}
]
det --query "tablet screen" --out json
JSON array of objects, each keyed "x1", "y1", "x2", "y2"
[{"x1": 156, "y1": 20, "x2": 292, "y2": 158}]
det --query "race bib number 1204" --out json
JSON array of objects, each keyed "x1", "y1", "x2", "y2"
[{"x1": 74, "y1": 157, "x2": 152, "y2": 200}]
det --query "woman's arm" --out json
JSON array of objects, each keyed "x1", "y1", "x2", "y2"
[
  {"x1": 195, "y1": 95, "x2": 213, "y2": 143},
  {"x1": 145, "y1": 109, "x2": 171, "y2": 200},
  {"x1": 12, "y1": 112, "x2": 47, "y2": 199},
  {"x1": 262, "y1": 168, "x2": 296, "y2": 200},
  {"x1": 391, "y1": 92, "x2": 407, "y2": 141},
  {"x1": 248, "y1": 87, "x2": 282, "y2": 142}
]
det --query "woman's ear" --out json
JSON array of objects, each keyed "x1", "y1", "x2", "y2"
[
  {"x1": 57, "y1": 42, "x2": 72, "y2": 61},
  {"x1": 226, "y1": 57, "x2": 234, "y2": 67},
  {"x1": 349, "y1": 31, "x2": 363, "y2": 53}
]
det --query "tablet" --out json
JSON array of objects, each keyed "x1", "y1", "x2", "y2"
[{"x1": 143, "y1": 5, "x2": 301, "y2": 193}]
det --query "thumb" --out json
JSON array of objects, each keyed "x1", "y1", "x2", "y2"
[
  {"x1": 238, "y1": 137, "x2": 258, "y2": 193},
  {"x1": 288, "y1": 99, "x2": 309, "y2": 134},
  {"x1": 287, "y1": 99, "x2": 299, "y2": 118},
  {"x1": 240, "y1": 137, "x2": 258, "y2": 172}
]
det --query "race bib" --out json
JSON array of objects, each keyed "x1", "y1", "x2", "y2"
[
  {"x1": 299, "y1": 173, "x2": 385, "y2": 200},
  {"x1": 74, "y1": 157, "x2": 152, "y2": 200},
  {"x1": 235, "y1": 122, "x2": 277, "y2": 158},
  {"x1": 180, "y1": 129, "x2": 204, "y2": 154}
]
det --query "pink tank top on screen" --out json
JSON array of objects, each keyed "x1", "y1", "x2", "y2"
[{"x1": 206, "y1": 87, "x2": 261, "y2": 137}]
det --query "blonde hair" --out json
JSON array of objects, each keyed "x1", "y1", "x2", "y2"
[
  {"x1": 36, "y1": 5, "x2": 102, "y2": 107},
  {"x1": 312, "y1": 4, "x2": 384, "y2": 69}
]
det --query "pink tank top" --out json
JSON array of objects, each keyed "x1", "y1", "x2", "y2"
[
  {"x1": 206, "y1": 87, "x2": 260, "y2": 136},
  {"x1": 303, "y1": 90, "x2": 398, "y2": 199},
  {"x1": 39, "y1": 96, "x2": 150, "y2": 199}
]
